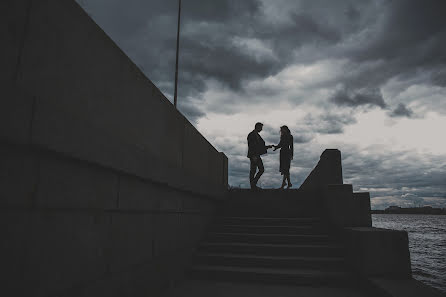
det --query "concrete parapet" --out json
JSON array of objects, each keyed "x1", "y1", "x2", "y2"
[{"x1": 343, "y1": 227, "x2": 412, "y2": 279}]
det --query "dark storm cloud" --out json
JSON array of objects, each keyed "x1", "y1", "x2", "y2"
[
  {"x1": 330, "y1": 88, "x2": 387, "y2": 109},
  {"x1": 78, "y1": 0, "x2": 446, "y2": 115},
  {"x1": 76, "y1": 0, "x2": 352, "y2": 119},
  {"x1": 389, "y1": 103, "x2": 413, "y2": 118},
  {"x1": 345, "y1": 0, "x2": 446, "y2": 90}
]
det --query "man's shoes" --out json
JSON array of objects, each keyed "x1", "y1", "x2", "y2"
[{"x1": 286, "y1": 183, "x2": 293, "y2": 189}]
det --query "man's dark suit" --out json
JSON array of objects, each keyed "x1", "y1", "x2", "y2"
[{"x1": 247, "y1": 130, "x2": 268, "y2": 188}]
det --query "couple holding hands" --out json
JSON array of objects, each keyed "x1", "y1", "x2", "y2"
[{"x1": 247, "y1": 122, "x2": 294, "y2": 190}]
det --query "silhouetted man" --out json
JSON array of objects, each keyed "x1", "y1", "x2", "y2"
[{"x1": 247, "y1": 122, "x2": 272, "y2": 190}]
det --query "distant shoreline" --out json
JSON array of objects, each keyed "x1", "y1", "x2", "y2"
[
  {"x1": 372, "y1": 211, "x2": 446, "y2": 215},
  {"x1": 371, "y1": 207, "x2": 446, "y2": 215}
]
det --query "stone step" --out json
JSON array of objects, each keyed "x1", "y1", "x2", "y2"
[
  {"x1": 213, "y1": 216, "x2": 321, "y2": 226},
  {"x1": 188, "y1": 265, "x2": 351, "y2": 286},
  {"x1": 211, "y1": 224, "x2": 325, "y2": 235},
  {"x1": 205, "y1": 232, "x2": 331, "y2": 244},
  {"x1": 218, "y1": 203, "x2": 320, "y2": 218},
  {"x1": 194, "y1": 253, "x2": 346, "y2": 270},
  {"x1": 198, "y1": 242, "x2": 344, "y2": 257}
]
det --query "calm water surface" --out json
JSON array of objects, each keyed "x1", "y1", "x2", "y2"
[{"x1": 372, "y1": 214, "x2": 446, "y2": 293}]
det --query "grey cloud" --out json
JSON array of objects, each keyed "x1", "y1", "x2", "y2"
[
  {"x1": 430, "y1": 68, "x2": 446, "y2": 87},
  {"x1": 77, "y1": 0, "x2": 350, "y2": 117},
  {"x1": 343, "y1": 149, "x2": 446, "y2": 209},
  {"x1": 302, "y1": 112, "x2": 357, "y2": 135},
  {"x1": 345, "y1": 4, "x2": 360, "y2": 22},
  {"x1": 293, "y1": 133, "x2": 314, "y2": 144},
  {"x1": 330, "y1": 88, "x2": 387, "y2": 109},
  {"x1": 78, "y1": 0, "x2": 446, "y2": 118},
  {"x1": 347, "y1": 0, "x2": 446, "y2": 88},
  {"x1": 389, "y1": 103, "x2": 413, "y2": 118},
  {"x1": 177, "y1": 100, "x2": 206, "y2": 121}
]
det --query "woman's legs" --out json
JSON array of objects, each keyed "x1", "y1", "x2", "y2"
[
  {"x1": 280, "y1": 175, "x2": 287, "y2": 189},
  {"x1": 286, "y1": 174, "x2": 292, "y2": 188}
]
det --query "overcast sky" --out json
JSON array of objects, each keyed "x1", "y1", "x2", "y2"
[{"x1": 77, "y1": 0, "x2": 446, "y2": 209}]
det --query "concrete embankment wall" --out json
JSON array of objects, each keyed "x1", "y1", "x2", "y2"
[
  {"x1": 299, "y1": 149, "x2": 411, "y2": 279},
  {"x1": 1, "y1": 0, "x2": 227, "y2": 296}
]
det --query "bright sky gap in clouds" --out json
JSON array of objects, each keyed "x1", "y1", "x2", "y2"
[{"x1": 76, "y1": 0, "x2": 446, "y2": 209}]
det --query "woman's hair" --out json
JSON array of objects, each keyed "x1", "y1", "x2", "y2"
[{"x1": 280, "y1": 125, "x2": 291, "y2": 136}]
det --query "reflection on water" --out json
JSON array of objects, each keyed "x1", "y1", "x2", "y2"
[{"x1": 372, "y1": 214, "x2": 446, "y2": 293}]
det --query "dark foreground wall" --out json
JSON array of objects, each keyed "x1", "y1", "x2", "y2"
[{"x1": 1, "y1": 0, "x2": 227, "y2": 296}]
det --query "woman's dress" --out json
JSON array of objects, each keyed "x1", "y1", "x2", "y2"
[{"x1": 277, "y1": 135, "x2": 293, "y2": 175}]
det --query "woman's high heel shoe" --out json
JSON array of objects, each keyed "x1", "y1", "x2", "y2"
[{"x1": 286, "y1": 183, "x2": 292, "y2": 189}]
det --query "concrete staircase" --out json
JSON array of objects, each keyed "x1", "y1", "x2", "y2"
[{"x1": 187, "y1": 190, "x2": 352, "y2": 286}]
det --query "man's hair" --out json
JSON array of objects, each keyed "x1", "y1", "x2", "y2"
[{"x1": 255, "y1": 122, "x2": 263, "y2": 129}]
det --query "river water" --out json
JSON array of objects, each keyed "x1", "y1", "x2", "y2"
[{"x1": 372, "y1": 214, "x2": 446, "y2": 293}]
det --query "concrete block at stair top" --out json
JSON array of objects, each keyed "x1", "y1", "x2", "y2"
[
  {"x1": 0, "y1": 211, "x2": 32, "y2": 297},
  {"x1": 0, "y1": 89, "x2": 34, "y2": 144},
  {"x1": 0, "y1": 146, "x2": 38, "y2": 207},
  {"x1": 299, "y1": 149, "x2": 343, "y2": 191},
  {"x1": 319, "y1": 149, "x2": 343, "y2": 185},
  {"x1": 343, "y1": 227, "x2": 412, "y2": 278},
  {"x1": 35, "y1": 156, "x2": 118, "y2": 209},
  {"x1": 108, "y1": 213, "x2": 153, "y2": 273},
  {"x1": 23, "y1": 212, "x2": 110, "y2": 297},
  {"x1": 353, "y1": 192, "x2": 372, "y2": 227},
  {"x1": 323, "y1": 184, "x2": 355, "y2": 227},
  {"x1": 117, "y1": 176, "x2": 165, "y2": 211}
]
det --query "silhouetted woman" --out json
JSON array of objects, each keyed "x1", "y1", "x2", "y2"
[{"x1": 274, "y1": 126, "x2": 294, "y2": 189}]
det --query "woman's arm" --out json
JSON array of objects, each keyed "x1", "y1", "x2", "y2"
[
  {"x1": 290, "y1": 136, "x2": 294, "y2": 159},
  {"x1": 274, "y1": 139, "x2": 283, "y2": 151}
]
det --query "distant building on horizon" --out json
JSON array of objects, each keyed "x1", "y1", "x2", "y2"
[{"x1": 372, "y1": 205, "x2": 446, "y2": 215}]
